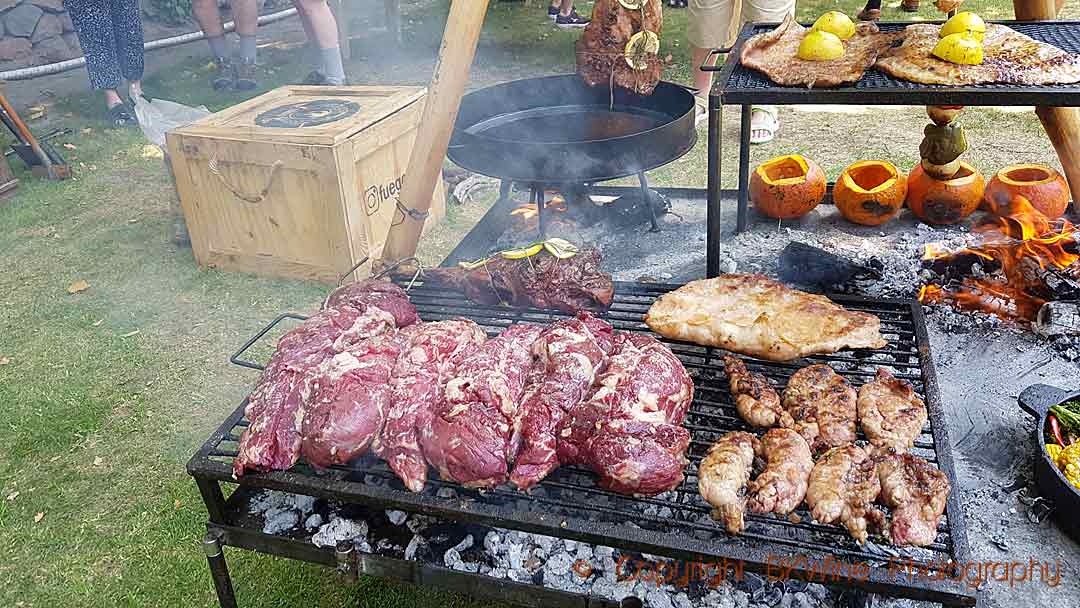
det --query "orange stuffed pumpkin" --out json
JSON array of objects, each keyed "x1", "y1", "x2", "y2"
[
  {"x1": 834, "y1": 160, "x2": 908, "y2": 226},
  {"x1": 907, "y1": 161, "x2": 985, "y2": 225},
  {"x1": 983, "y1": 164, "x2": 1070, "y2": 219},
  {"x1": 749, "y1": 155, "x2": 827, "y2": 220}
]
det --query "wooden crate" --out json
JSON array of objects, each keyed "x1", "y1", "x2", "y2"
[{"x1": 167, "y1": 85, "x2": 445, "y2": 283}]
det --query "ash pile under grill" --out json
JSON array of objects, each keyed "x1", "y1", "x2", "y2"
[{"x1": 244, "y1": 488, "x2": 840, "y2": 608}]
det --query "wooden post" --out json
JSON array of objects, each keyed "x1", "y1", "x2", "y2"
[
  {"x1": 1014, "y1": 0, "x2": 1080, "y2": 213},
  {"x1": 379, "y1": 0, "x2": 491, "y2": 269}
]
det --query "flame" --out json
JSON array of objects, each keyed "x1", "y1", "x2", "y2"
[
  {"x1": 918, "y1": 196, "x2": 1076, "y2": 322},
  {"x1": 509, "y1": 195, "x2": 567, "y2": 221}
]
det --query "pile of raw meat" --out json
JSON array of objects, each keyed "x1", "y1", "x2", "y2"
[{"x1": 233, "y1": 280, "x2": 694, "y2": 497}]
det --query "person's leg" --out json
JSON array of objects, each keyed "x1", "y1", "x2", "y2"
[
  {"x1": 192, "y1": 0, "x2": 229, "y2": 58},
  {"x1": 65, "y1": 0, "x2": 129, "y2": 121},
  {"x1": 687, "y1": 0, "x2": 736, "y2": 97},
  {"x1": 293, "y1": 0, "x2": 346, "y2": 85},
  {"x1": 110, "y1": 0, "x2": 145, "y2": 100},
  {"x1": 231, "y1": 0, "x2": 260, "y2": 90},
  {"x1": 744, "y1": 0, "x2": 795, "y2": 143}
]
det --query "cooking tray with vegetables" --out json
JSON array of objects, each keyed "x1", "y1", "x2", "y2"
[{"x1": 1018, "y1": 384, "x2": 1080, "y2": 541}]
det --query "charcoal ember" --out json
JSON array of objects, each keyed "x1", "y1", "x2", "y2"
[
  {"x1": 591, "y1": 577, "x2": 617, "y2": 599},
  {"x1": 674, "y1": 592, "x2": 694, "y2": 608},
  {"x1": 404, "y1": 534, "x2": 425, "y2": 561},
  {"x1": 782, "y1": 579, "x2": 808, "y2": 593},
  {"x1": 312, "y1": 516, "x2": 368, "y2": 548},
  {"x1": 736, "y1": 572, "x2": 765, "y2": 597},
  {"x1": 507, "y1": 543, "x2": 527, "y2": 571},
  {"x1": 792, "y1": 592, "x2": 815, "y2": 608},
  {"x1": 484, "y1": 531, "x2": 503, "y2": 555},
  {"x1": 262, "y1": 507, "x2": 300, "y2": 535},
  {"x1": 647, "y1": 588, "x2": 676, "y2": 608},
  {"x1": 545, "y1": 551, "x2": 574, "y2": 577}
]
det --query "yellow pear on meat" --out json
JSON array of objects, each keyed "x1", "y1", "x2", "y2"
[
  {"x1": 797, "y1": 30, "x2": 845, "y2": 61},
  {"x1": 940, "y1": 12, "x2": 986, "y2": 43},
  {"x1": 812, "y1": 11, "x2": 856, "y2": 41},
  {"x1": 932, "y1": 33, "x2": 984, "y2": 65}
]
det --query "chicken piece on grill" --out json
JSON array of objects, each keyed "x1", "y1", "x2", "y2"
[
  {"x1": 698, "y1": 431, "x2": 759, "y2": 534},
  {"x1": 377, "y1": 320, "x2": 488, "y2": 492},
  {"x1": 509, "y1": 313, "x2": 616, "y2": 491},
  {"x1": 806, "y1": 445, "x2": 885, "y2": 544},
  {"x1": 576, "y1": 0, "x2": 663, "y2": 96},
  {"x1": 877, "y1": 451, "x2": 951, "y2": 547},
  {"x1": 422, "y1": 248, "x2": 614, "y2": 315},
  {"x1": 557, "y1": 332, "x2": 694, "y2": 495},
  {"x1": 782, "y1": 364, "x2": 857, "y2": 452},
  {"x1": 422, "y1": 324, "x2": 545, "y2": 488},
  {"x1": 748, "y1": 428, "x2": 813, "y2": 516},
  {"x1": 722, "y1": 356, "x2": 789, "y2": 429},
  {"x1": 858, "y1": 368, "x2": 928, "y2": 452}
]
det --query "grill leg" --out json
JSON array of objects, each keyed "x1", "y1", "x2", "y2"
[
  {"x1": 637, "y1": 172, "x2": 661, "y2": 232},
  {"x1": 204, "y1": 531, "x2": 238, "y2": 608},
  {"x1": 533, "y1": 184, "x2": 547, "y2": 238},
  {"x1": 706, "y1": 93, "x2": 723, "y2": 277},
  {"x1": 736, "y1": 104, "x2": 752, "y2": 234}
]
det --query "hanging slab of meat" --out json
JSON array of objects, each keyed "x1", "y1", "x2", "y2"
[
  {"x1": 422, "y1": 324, "x2": 545, "y2": 488},
  {"x1": 233, "y1": 280, "x2": 418, "y2": 477},
  {"x1": 557, "y1": 332, "x2": 694, "y2": 495},
  {"x1": 747, "y1": 428, "x2": 813, "y2": 516},
  {"x1": 576, "y1": 0, "x2": 663, "y2": 96},
  {"x1": 806, "y1": 445, "x2": 884, "y2": 544},
  {"x1": 509, "y1": 313, "x2": 616, "y2": 491},
  {"x1": 722, "y1": 355, "x2": 789, "y2": 429},
  {"x1": 877, "y1": 450, "x2": 951, "y2": 547},
  {"x1": 857, "y1": 368, "x2": 928, "y2": 452},
  {"x1": 423, "y1": 248, "x2": 614, "y2": 315},
  {"x1": 782, "y1": 364, "x2": 857, "y2": 453},
  {"x1": 739, "y1": 16, "x2": 902, "y2": 88},
  {"x1": 698, "y1": 431, "x2": 759, "y2": 534},
  {"x1": 378, "y1": 320, "x2": 488, "y2": 492},
  {"x1": 645, "y1": 274, "x2": 887, "y2": 362},
  {"x1": 299, "y1": 331, "x2": 406, "y2": 468},
  {"x1": 876, "y1": 23, "x2": 1080, "y2": 86}
]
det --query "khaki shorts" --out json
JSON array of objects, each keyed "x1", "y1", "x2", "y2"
[{"x1": 687, "y1": 0, "x2": 796, "y2": 50}]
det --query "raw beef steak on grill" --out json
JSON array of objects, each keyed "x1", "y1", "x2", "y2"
[
  {"x1": 557, "y1": 332, "x2": 694, "y2": 495},
  {"x1": 378, "y1": 320, "x2": 488, "y2": 492},
  {"x1": 422, "y1": 324, "x2": 545, "y2": 488},
  {"x1": 509, "y1": 313, "x2": 615, "y2": 491},
  {"x1": 300, "y1": 331, "x2": 407, "y2": 468},
  {"x1": 232, "y1": 280, "x2": 417, "y2": 478},
  {"x1": 576, "y1": 0, "x2": 663, "y2": 96}
]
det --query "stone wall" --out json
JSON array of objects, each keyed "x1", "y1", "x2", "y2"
[{"x1": 0, "y1": 0, "x2": 79, "y2": 71}]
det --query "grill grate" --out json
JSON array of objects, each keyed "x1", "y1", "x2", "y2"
[
  {"x1": 189, "y1": 281, "x2": 975, "y2": 606},
  {"x1": 716, "y1": 20, "x2": 1080, "y2": 107}
]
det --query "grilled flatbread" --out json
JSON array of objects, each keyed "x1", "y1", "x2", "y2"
[
  {"x1": 644, "y1": 275, "x2": 887, "y2": 362},
  {"x1": 875, "y1": 23, "x2": 1080, "y2": 86},
  {"x1": 739, "y1": 16, "x2": 903, "y2": 88}
]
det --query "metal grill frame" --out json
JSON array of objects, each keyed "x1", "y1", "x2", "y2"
[{"x1": 188, "y1": 281, "x2": 975, "y2": 607}]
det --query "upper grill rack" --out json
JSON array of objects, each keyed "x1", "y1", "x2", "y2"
[
  {"x1": 190, "y1": 281, "x2": 974, "y2": 606},
  {"x1": 714, "y1": 20, "x2": 1080, "y2": 107}
]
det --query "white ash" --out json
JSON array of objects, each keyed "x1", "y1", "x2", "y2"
[
  {"x1": 261, "y1": 508, "x2": 300, "y2": 535},
  {"x1": 248, "y1": 490, "x2": 317, "y2": 535},
  {"x1": 304, "y1": 513, "x2": 323, "y2": 531},
  {"x1": 312, "y1": 515, "x2": 368, "y2": 548},
  {"x1": 385, "y1": 509, "x2": 407, "y2": 526}
]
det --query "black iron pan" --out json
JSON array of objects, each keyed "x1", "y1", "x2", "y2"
[
  {"x1": 1018, "y1": 383, "x2": 1080, "y2": 540},
  {"x1": 448, "y1": 74, "x2": 697, "y2": 184}
]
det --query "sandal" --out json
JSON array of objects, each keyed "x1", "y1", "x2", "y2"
[
  {"x1": 749, "y1": 107, "x2": 778, "y2": 145},
  {"x1": 857, "y1": 8, "x2": 881, "y2": 21},
  {"x1": 107, "y1": 103, "x2": 136, "y2": 128}
]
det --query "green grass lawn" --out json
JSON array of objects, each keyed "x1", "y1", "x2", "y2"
[{"x1": 1, "y1": 1, "x2": 1077, "y2": 606}]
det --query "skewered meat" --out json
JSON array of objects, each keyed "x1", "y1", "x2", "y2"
[
  {"x1": 576, "y1": 0, "x2": 663, "y2": 96},
  {"x1": 806, "y1": 445, "x2": 884, "y2": 544},
  {"x1": 233, "y1": 281, "x2": 418, "y2": 477},
  {"x1": 422, "y1": 324, "x2": 545, "y2": 488},
  {"x1": 722, "y1": 356, "x2": 789, "y2": 429},
  {"x1": 557, "y1": 333, "x2": 694, "y2": 495},
  {"x1": 876, "y1": 24, "x2": 1080, "y2": 86},
  {"x1": 378, "y1": 320, "x2": 488, "y2": 492},
  {"x1": 509, "y1": 313, "x2": 616, "y2": 491},
  {"x1": 698, "y1": 431, "x2": 759, "y2": 534},
  {"x1": 423, "y1": 248, "x2": 614, "y2": 315},
  {"x1": 877, "y1": 451, "x2": 951, "y2": 547},
  {"x1": 739, "y1": 16, "x2": 903, "y2": 88},
  {"x1": 782, "y1": 364, "x2": 857, "y2": 452},
  {"x1": 748, "y1": 428, "x2": 813, "y2": 515},
  {"x1": 645, "y1": 274, "x2": 887, "y2": 362},
  {"x1": 300, "y1": 332, "x2": 406, "y2": 468},
  {"x1": 858, "y1": 368, "x2": 928, "y2": 452}
]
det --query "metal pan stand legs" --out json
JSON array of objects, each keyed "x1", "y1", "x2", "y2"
[
  {"x1": 204, "y1": 531, "x2": 238, "y2": 608},
  {"x1": 736, "y1": 104, "x2": 751, "y2": 234}
]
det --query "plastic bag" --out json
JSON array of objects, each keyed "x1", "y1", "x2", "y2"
[{"x1": 133, "y1": 96, "x2": 211, "y2": 148}]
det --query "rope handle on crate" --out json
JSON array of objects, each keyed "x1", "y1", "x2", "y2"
[{"x1": 208, "y1": 158, "x2": 284, "y2": 204}]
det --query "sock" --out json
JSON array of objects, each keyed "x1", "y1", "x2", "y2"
[
  {"x1": 239, "y1": 34, "x2": 257, "y2": 64},
  {"x1": 207, "y1": 35, "x2": 229, "y2": 60},
  {"x1": 319, "y1": 47, "x2": 346, "y2": 85}
]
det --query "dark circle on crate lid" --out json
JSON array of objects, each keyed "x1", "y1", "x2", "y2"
[{"x1": 254, "y1": 99, "x2": 361, "y2": 128}]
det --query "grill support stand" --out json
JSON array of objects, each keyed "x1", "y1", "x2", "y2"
[
  {"x1": 203, "y1": 531, "x2": 238, "y2": 608},
  {"x1": 706, "y1": 95, "x2": 723, "y2": 277}
]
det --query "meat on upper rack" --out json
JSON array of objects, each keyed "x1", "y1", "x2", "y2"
[
  {"x1": 698, "y1": 431, "x2": 760, "y2": 534},
  {"x1": 781, "y1": 364, "x2": 858, "y2": 453},
  {"x1": 722, "y1": 355, "x2": 789, "y2": 429},
  {"x1": 233, "y1": 280, "x2": 418, "y2": 478},
  {"x1": 422, "y1": 324, "x2": 545, "y2": 488},
  {"x1": 857, "y1": 368, "x2": 928, "y2": 452},
  {"x1": 557, "y1": 332, "x2": 694, "y2": 495},
  {"x1": 575, "y1": 0, "x2": 663, "y2": 96},
  {"x1": 747, "y1": 428, "x2": 813, "y2": 516},
  {"x1": 509, "y1": 313, "x2": 616, "y2": 491},
  {"x1": 877, "y1": 450, "x2": 951, "y2": 547},
  {"x1": 805, "y1": 444, "x2": 885, "y2": 544}
]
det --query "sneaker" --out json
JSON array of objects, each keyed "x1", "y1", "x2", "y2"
[
  {"x1": 210, "y1": 57, "x2": 234, "y2": 91},
  {"x1": 555, "y1": 8, "x2": 590, "y2": 28},
  {"x1": 548, "y1": 4, "x2": 559, "y2": 19},
  {"x1": 106, "y1": 103, "x2": 136, "y2": 128},
  {"x1": 235, "y1": 59, "x2": 258, "y2": 91}
]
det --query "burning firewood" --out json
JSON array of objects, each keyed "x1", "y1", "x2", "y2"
[{"x1": 1036, "y1": 301, "x2": 1080, "y2": 337}]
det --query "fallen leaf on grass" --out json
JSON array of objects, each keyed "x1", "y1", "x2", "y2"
[
  {"x1": 6, "y1": 491, "x2": 18, "y2": 501},
  {"x1": 62, "y1": 143, "x2": 77, "y2": 150},
  {"x1": 66, "y1": 280, "x2": 90, "y2": 294},
  {"x1": 120, "y1": 329, "x2": 140, "y2": 338},
  {"x1": 174, "y1": 499, "x2": 183, "y2": 510},
  {"x1": 27, "y1": 105, "x2": 46, "y2": 120},
  {"x1": 81, "y1": 127, "x2": 94, "y2": 135},
  {"x1": 0, "y1": 357, "x2": 10, "y2": 365},
  {"x1": 92, "y1": 319, "x2": 103, "y2": 327},
  {"x1": 34, "y1": 512, "x2": 44, "y2": 523},
  {"x1": 49, "y1": 455, "x2": 61, "y2": 462},
  {"x1": 93, "y1": 457, "x2": 103, "y2": 467}
]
